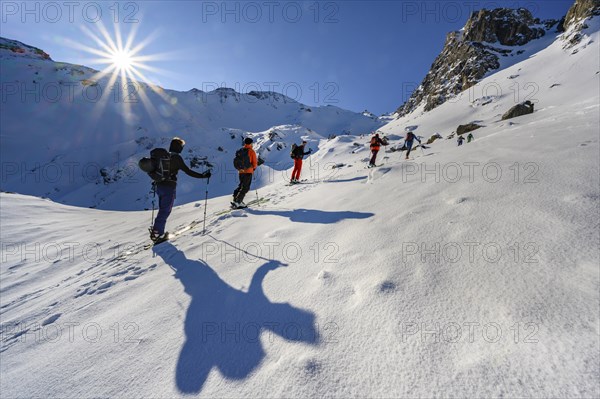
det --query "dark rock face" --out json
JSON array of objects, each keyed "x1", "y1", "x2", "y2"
[
  {"x1": 501, "y1": 101, "x2": 534, "y2": 120},
  {"x1": 396, "y1": 8, "x2": 551, "y2": 117},
  {"x1": 463, "y1": 8, "x2": 546, "y2": 45},
  {"x1": 457, "y1": 123, "x2": 484, "y2": 135},
  {"x1": 563, "y1": 0, "x2": 600, "y2": 29},
  {"x1": 561, "y1": 0, "x2": 600, "y2": 47}
]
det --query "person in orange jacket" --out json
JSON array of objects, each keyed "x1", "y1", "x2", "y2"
[
  {"x1": 369, "y1": 133, "x2": 385, "y2": 167},
  {"x1": 232, "y1": 137, "x2": 258, "y2": 208}
]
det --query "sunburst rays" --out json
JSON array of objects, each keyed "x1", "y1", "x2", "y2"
[{"x1": 62, "y1": 21, "x2": 186, "y2": 129}]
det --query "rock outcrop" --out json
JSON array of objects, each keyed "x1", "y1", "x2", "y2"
[
  {"x1": 457, "y1": 123, "x2": 484, "y2": 135},
  {"x1": 563, "y1": 0, "x2": 600, "y2": 29},
  {"x1": 502, "y1": 100, "x2": 534, "y2": 120},
  {"x1": 561, "y1": 0, "x2": 600, "y2": 48},
  {"x1": 396, "y1": 8, "x2": 555, "y2": 117}
]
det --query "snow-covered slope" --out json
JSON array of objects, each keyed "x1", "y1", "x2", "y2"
[
  {"x1": 1, "y1": 9, "x2": 599, "y2": 399},
  {"x1": 0, "y1": 37, "x2": 384, "y2": 210}
]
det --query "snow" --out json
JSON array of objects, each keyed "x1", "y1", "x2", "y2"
[
  {"x1": 0, "y1": 38, "x2": 385, "y2": 210},
  {"x1": 1, "y1": 12, "x2": 599, "y2": 399}
]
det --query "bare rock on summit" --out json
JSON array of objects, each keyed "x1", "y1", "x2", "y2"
[
  {"x1": 561, "y1": 0, "x2": 600, "y2": 48},
  {"x1": 462, "y1": 8, "x2": 547, "y2": 46},
  {"x1": 563, "y1": 0, "x2": 600, "y2": 30},
  {"x1": 396, "y1": 8, "x2": 555, "y2": 117}
]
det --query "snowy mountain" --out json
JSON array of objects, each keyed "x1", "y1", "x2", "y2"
[
  {"x1": 1, "y1": 1, "x2": 599, "y2": 398},
  {"x1": 0, "y1": 37, "x2": 384, "y2": 209},
  {"x1": 395, "y1": 0, "x2": 599, "y2": 117}
]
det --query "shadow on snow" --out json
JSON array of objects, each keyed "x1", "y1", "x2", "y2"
[
  {"x1": 324, "y1": 176, "x2": 368, "y2": 183},
  {"x1": 153, "y1": 242, "x2": 319, "y2": 394},
  {"x1": 245, "y1": 208, "x2": 374, "y2": 224}
]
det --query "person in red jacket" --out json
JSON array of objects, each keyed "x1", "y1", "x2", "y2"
[
  {"x1": 369, "y1": 133, "x2": 385, "y2": 167},
  {"x1": 232, "y1": 137, "x2": 258, "y2": 208},
  {"x1": 290, "y1": 141, "x2": 312, "y2": 184}
]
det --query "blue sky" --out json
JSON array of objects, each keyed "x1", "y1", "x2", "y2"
[{"x1": 1, "y1": 0, "x2": 574, "y2": 114}]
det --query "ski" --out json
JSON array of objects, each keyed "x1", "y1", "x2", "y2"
[
  {"x1": 107, "y1": 198, "x2": 270, "y2": 262},
  {"x1": 365, "y1": 164, "x2": 383, "y2": 169},
  {"x1": 112, "y1": 219, "x2": 203, "y2": 260},
  {"x1": 230, "y1": 202, "x2": 247, "y2": 210},
  {"x1": 215, "y1": 197, "x2": 271, "y2": 216},
  {"x1": 152, "y1": 234, "x2": 170, "y2": 246},
  {"x1": 285, "y1": 179, "x2": 310, "y2": 186}
]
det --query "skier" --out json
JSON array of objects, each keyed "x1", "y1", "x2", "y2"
[
  {"x1": 290, "y1": 140, "x2": 312, "y2": 184},
  {"x1": 404, "y1": 130, "x2": 421, "y2": 160},
  {"x1": 232, "y1": 137, "x2": 258, "y2": 208},
  {"x1": 368, "y1": 133, "x2": 385, "y2": 167},
  {"x1": 467, "y1": 133, "x2": 474, "y2": 143},
  {"x1": 149, "y1": 137, "x2": 211, "y2": 242},
  {"x1": 457, "y1": 135, "x2": 465, "y2": 146}
]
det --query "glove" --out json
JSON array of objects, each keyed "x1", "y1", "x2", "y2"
[
  {"x1": 308, "y1": 148, "x2": 313, "y2": 154},
  {"x1": 202, "y1": 170, "x2": 212, "y2": 179}
]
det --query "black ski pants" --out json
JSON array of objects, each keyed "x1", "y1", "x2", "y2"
[{"x1": 233, "y1": 173, "x2": 253, "y2": 203}]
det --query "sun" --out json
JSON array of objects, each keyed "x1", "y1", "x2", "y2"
[
  {"x1": 63, "y1": 21, "x2": 168, "y2": 83},
  {"x1": 61, "y1": 21, "x2": 181, "y2": 126},
  {"x1": 110, "y1": 49, "x2": 133, "y2": 71}
]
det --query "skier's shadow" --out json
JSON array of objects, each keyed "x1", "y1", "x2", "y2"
[
  {"x1": 153, "y1": 243, "x2": 319, "y2": 394},
  {"x1": 246, "y1": 208, "x2": 374, "y2": 224},
  {"x1": 325, "y1": 176, "x2": 368, "y2": 183}
]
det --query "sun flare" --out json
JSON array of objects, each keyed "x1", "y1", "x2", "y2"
[
  {"x1": 61, "y1": 21, "x2": 181, "y2": 127},
  {"x1": 110, "y1": 49, "x2": 133, "y2": 71}
]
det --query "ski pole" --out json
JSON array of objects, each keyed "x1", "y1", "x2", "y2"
[
  {"x1": 383, "y1": 137, "x2": 387, "y2": 165},
  {"x1": 255, "y1": 189, "x2": 259, "y2": 206},
  {"x1": 202, "y1": 176, "x2": 210, "y2": 235},
  {"x1": 308, "y1": 149, "x2": 314, "y2": 181},
  {"x1": 150, "y1": 183, "x2": 156, "y2": 231}
]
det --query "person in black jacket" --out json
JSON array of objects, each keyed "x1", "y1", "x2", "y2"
[
  {"x1": 290, "y1": 141, "x2": 312, "y2": 183},
  {"x1": 150, "y1": 137, "x2": 211, "y2": 241}
]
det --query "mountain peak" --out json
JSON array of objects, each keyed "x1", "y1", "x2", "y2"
[
  {"x1": 246, "y1": 91, "x2": 298, "y2": 103},
  {"x1": 462, "y1": 8, "x2": 546, "y2": 46},
  {"x1": 395, "y1": 6, "x2": 553, "y2": 117},
  {"x1": 563, "y1": 0, "x2": 600, "y2": 30},
  {"x1": 560, "y1": 0, "x2": 600, "y2": 47},
  {"x1": 0, "y1": 37, "x2": 51, "y2": 60}
]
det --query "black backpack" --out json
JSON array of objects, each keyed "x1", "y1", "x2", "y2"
[
  {"x1": 290, "y1": 143, "x2": 297, "y2": 159},
  {"x1": 138, "y1": 148, "x2": 173, "y2": 182},
  {"x1": 233, "y1": 147, "x2": 251, "y2": 170}
]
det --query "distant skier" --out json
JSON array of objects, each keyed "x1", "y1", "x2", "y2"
[
  {"x1": 290, "y1": 140, "x2": 312, "y2": 184},
  {"x1": 404, "y1": 130, "x2": 421, "y2": 160},
  {"x1": 148, "y1": 137, "x2": 211, "y2": 242},
  {"x1": 232, "y1": 137, "x2": 258, "y2": 208},
  {"x1": 457, "y1": 135, "x2": 465, "y2": 146},
  {"x1": 467, "y1": 133, "x2": 474, "y2": 143},
  {"x1": 368, "y1": 133, "x2": 385, "y2": 167}
]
